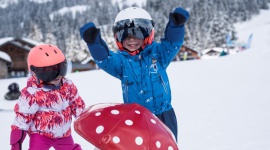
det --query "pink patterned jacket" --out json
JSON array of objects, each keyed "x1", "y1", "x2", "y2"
[{"x1": 11, "y1": 75, "x2": 85, "y2": 138}]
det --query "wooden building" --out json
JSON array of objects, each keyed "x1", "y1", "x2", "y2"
[
  {"x1": 0, "y1": 51, "x2": 12, "y2": 79},
  {"x1": 200, "y1": 47, "x2": 226, "y2": 59},
  {"x1": 0, "y1": 38, "x2": 39, "y2": 78},
  {"x1": 174, "y1": 45, "x2": 200, "y2": 61},
  {"x1": 72, "y1": 56, "x2": 98, "y2": 72}
]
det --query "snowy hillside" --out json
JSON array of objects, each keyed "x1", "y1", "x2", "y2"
[{"x1": 0, "y1": 8, "x2": 270, "y2": 150}]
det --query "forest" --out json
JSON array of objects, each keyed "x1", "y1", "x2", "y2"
[{"x1": 0, "y1": 0, "x2": 269, "y2": 62}]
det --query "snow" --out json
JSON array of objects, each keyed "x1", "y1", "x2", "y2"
[
  {"x1": 0, "y1": 0, "x2": 18, "y2": 8},
  {"x1": 21, "y1": 37, "x2": 42, "y2": 46},
  {"x1": 1, "y1": 8, "x2": 270, "y2": 150},
  {"x1": 0, "y1": 0, "x2": 51, "y2": 8},
  {"x1": 81, "y1": 56, "x2": 94, "y2": 64},
  {"x1": 49, "y1": 5, "x2": 89, "y2": 20},
  {"x1": 112, "y1": 0, "x2": 147, "y2": 8},
  {"x1": 0, "y1": 0, "x2": 52, "y2": 8},
  {"x1": 0, "y1": 37, "x2": 13, "y2": 62},
  {"x1": 29, "y1": 0, "x2": 52, "y2": 3},
  {"x1": 48, "y1": 0, "x2": 147, "y2": 21},
  {"x1": 0, "y1": 51, "x2": 11, "y2": 62},
  {"x1": 0, "y1": 37, "x2": 14, "y2": 46}
]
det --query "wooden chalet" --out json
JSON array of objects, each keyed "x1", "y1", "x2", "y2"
[
  {"x1": 174, "y1": 45, "x2": 200, "y2": 61},
  {"x1": 0, "y1": 38, "x2": 39, "y2": 78},
  {"x1": 200, "y1": 47, "x2": 226, "y2": 59},
  {"x1": 0, "y1": 51, "x2": 12, "y2": 78},
  {"x1": 72, "y1": 56, "x2": 98, "y2": 72}
]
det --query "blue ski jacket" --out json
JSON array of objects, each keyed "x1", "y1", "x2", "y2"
[
  {"x1": 96, "y1": 40, "x2": 183, "y2": 114},
  {"x1": 80, "y1": 7, "x2": 189, "y2": 114}
]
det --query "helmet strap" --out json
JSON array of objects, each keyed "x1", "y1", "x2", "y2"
[
  {"x1": 116, "y1": 40, "x2": 123, "y2": 50},
  {"x1": 144, "y1": 30, "x2": 154, "y2": 46}
]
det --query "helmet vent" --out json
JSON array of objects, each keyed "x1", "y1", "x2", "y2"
[
  {"x1": 54, "y1": 50, "x2": 57, "y2": 54},
  {"x1": 45, "y1": 53, "x2": 49, "y2": 56},
  {"x1": 39, "y1": 48, "x2": 43, "y2": 50}
]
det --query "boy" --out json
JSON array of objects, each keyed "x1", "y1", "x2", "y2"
[
  {"x1": 80, "y1": 7, "x2": 189, "y2": 141},
  {"x1": 10, "y1": 44, "x2": 85, "y2": 150}
]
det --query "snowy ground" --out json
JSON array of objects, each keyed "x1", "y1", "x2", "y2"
[{"x1": 1, "y1": 8, "x2": 270, "y2": 150}]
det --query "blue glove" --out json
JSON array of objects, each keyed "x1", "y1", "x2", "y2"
[
  {"x1": 164, "y1": 7, "x2": 190, "y2": 42},
  {"x1": 80, "y1": 22, "x2": 109, "y2": 61},
  {"x1": 170, "y1": 7, "x2": 189, "y2": 26}
]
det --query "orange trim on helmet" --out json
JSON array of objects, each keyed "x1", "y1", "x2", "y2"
[
  {"x1": 144, "y1": 30, "x2": 155, "y2": 45},
  {"x1": 116, "y1": 41, "x2": 124, "y2": 50}
]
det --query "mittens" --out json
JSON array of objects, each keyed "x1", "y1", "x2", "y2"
[
  {"x1": 79, "y1": 22, "x2": 109, "y2": 61},
  {"x1": 10, "y1": 130, "x2": 26, "y2": 150},
  {"x1": 80, "y1": 22, "x2": 100, "y2": 44},
  {"x1": 170, "y1": 7, "x2": 190, "y2": 26}
]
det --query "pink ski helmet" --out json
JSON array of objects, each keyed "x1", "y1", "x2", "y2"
[{"x1": 27, "y1": 44, "x2": 67, "y2": 82}]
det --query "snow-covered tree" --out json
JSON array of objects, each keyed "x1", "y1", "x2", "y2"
[
  {"x1": 65, "y1": 34, "x2": 89, "y2": 62},
  {"x1": 208, "y1": 11, "x2": 234, "y2": 47},
  {"x1": 44, "y1": 33, "x2": 57, "y2": 46},
  {"x1": 0, "y1": 0, "x2": 268, "y2": 57},
  {"x1": 27, "y1": 24, "x2": 43, "y2": 42}
]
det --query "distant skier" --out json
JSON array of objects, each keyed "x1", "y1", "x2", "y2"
[
  {"x1": 4, "y1": 82, "x2": 21, "y2": 100},
  {"x1": 80, "y1": 6, "x2": 189, "y2": 141},
  {"x1": 10, "y1": 44, "x2": 85, "y2": 150}
]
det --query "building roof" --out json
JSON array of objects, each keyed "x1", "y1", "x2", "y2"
[
  {"x1": 0, "y1": 51, "x2": 11, "y2": 62},
  {"x1": 0, "y1": 37, "x2": 14, "y2": 46},
  {"x1": 182, "y1": 44, "x2": 199, "y2": 53},
  {"x1": 81, "y1": 56, "x2": 94, "y2": 64},
  {"x1": 201, "y1": 47, "x2": 225, "y2": 54},
  {"x1": 0, "y1": 37, "x2": 42, "y2": 52}
]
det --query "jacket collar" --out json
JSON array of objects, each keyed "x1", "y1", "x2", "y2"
[{"x1": 119, "y1": 43, "x2": 154, "y2": 57}]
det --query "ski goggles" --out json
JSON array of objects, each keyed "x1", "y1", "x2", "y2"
[
  {"x1": 113, "y1": 18, "x2": 154, "y2": 42},
  {"x1": 30, "y1": 60, "x2": 67, "y2": 83}
]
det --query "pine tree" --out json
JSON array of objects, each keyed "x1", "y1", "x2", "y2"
[{"x1": 27, "y1": 24, "x2": 43, "y2": 42}]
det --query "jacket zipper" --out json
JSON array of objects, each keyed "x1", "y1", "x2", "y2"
[
  {"x1": 124, "y1": 81, "x2": 129, "y2": 102},
  {"x1": 158, "y1": 74, "x2": 168, "y2": 94}
]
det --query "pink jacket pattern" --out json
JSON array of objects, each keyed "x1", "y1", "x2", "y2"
[{"x1": 11, "y1": 75, "x2": 85, "y2": 138}]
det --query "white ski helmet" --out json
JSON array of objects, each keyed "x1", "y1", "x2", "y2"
[
  {"x1": 114, "y1": 7, "x2": 153, "y2": 23},
  {"x1": 112, "y1": 7, "x2": 155, "y2": 55}
]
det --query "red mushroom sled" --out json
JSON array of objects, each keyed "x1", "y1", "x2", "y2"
[{"x1": 74, "y1": 103, "x2": 178, "y2": 150}]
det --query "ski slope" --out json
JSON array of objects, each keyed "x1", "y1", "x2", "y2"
[{"x1": 1, "y1": 8, "x2": 270, "y2": 150}]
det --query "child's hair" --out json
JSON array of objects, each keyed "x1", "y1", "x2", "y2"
[
  {"x1": 112, "y1": 7, "x2": 155, "y2": 54},
  {"x1": 27, "y1": 44, "x2": 67, "y2": 83}
]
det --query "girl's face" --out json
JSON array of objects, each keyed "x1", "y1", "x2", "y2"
[{"x1": 122, "y1": 34, "x2": 144, "y2": 51}]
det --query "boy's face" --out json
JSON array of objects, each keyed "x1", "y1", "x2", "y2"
[{"x1": 122, "y1": 34, "x2": 144, "y2": 52}]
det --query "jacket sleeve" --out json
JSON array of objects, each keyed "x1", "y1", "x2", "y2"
[
  {"x1": 157, "y1": 24, "x2": 185, "y2": 67},
  {"x1": 95, "y1": 51, "x2": 123, "y2": 79},
  {"x1": 68, "y1": 82, "x2": 85, "y2": 118},
  {"x1": 11, "y1": 88, "x2": 39, "y2": 131},
  {"x1": 80, "y1": 22, "x2": 123, "y2": 78},
  {"x1": 164, "y1": 7, "x2": 189, "y2": 42},
  {"x1": 157, "y1": 7, "x2": 189, "y2": 67},
  {"x1": 80, "y1": 22, "x2": 109, "y2": 61}
]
